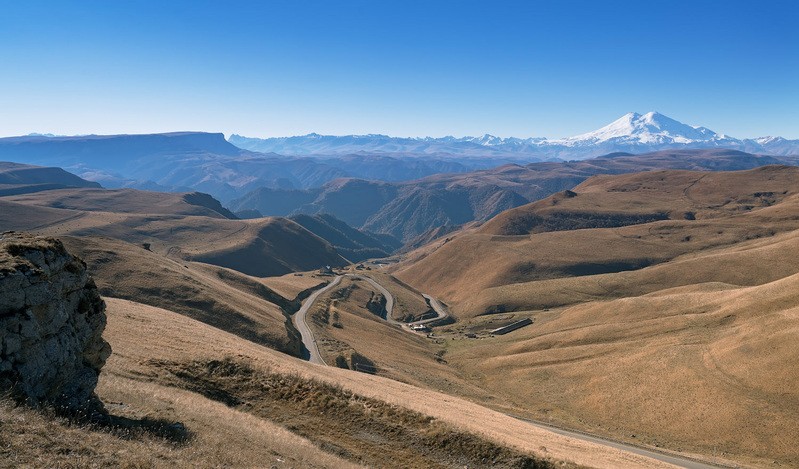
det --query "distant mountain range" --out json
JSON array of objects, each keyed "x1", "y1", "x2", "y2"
[
  {"x1": 0, "y1": 132, "x2": 492, "y2": 202},
  {"x1": 230, "y1": 112, "x2": 799, "y2": 159},
  {"x1": 1, "y1": 112, "x2": 797, "y2": 219}
]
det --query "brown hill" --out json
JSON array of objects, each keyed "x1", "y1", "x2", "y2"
[
  {"x1": 395, "y1": 165, "x2": 799, "y2": 315},
  {"x1": 4, "y1": 187, "x2": 236, "y2": 219},
  {"x1": 387, "y1": 165, "x2": 799, "y2": 465},
  {"x1": 442, "y1": 269, "x2": 799, "y2": 467},
  {"x1": 87, "y1": 296, "x2": 671, "y2": 469},
  {"x1": 232, "y1": 149, "x2": 783, "y2": 241},
  {"x1": 0, "y1": 161, "x2": 101, "y2": 196},
  {"x1": 0, "y1": 189, "x2": 347, "y2": 277},
  {"x1": 58, "y1": 235, "x2": 300, "y2": 354}
]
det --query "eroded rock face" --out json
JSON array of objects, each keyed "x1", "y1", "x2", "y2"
[{"x1": 0, "y1": 232, "x2": 111, "y2": 415}]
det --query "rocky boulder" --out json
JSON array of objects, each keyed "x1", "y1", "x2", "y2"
[{"x1": 0, "y1": 232, "x2": 111, "y2": 415}]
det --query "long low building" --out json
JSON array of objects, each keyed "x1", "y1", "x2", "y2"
[{"x1": 490, "y1": 318, "x2": 533, "y2": 335}]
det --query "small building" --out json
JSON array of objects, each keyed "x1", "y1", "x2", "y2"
[
  {"x1": 319, "y1": 265, "x2": 333, "y2": 275},
  {"x1": 490, "y1": 318, "x2": 533, "y2": 335}
]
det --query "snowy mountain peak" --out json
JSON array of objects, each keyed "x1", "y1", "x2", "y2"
[
  {"x1": 557, "y1": 111, "x2": 723, "y2": 146},
  {"x1": 229, "y1": 112, "x2": 799, "y2": 160}
]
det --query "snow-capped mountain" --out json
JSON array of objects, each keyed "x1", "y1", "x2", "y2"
[
  {"x1": 230, "y1": 112, "x2": 799, "y2": 160},
  {"x1": 552, "y1": 112, "x2": 733, "y2": 146}
]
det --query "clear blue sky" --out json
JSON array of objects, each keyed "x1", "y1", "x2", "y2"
[{"x1": 1, "y1": 1, "x2": 797, "y2": 139}]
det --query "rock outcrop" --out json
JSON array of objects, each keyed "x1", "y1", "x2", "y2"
[
  {"x1": 366, "y1": 292, "x2": 387, "y2": 319},
  {"x1": 0, "y1": 232, "x2": 111, "y2": 415}
]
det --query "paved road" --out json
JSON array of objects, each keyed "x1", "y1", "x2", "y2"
[
  {"x1": 516, "y1": 417, "x2": 724, "y2": 469},
  {"x1": 348, "y1": 274, "x2": 398, "y2": 324},
  {"x1": 416, "y1": 293, "x2": 449, "y2": 326},
  {"x1": 293, "y1": 275, "x2": 342, "y2": 365},
  {"x1": 293, "y1": 273, "x2": 722, "y2": 468},
  {"x1": 293, "y1": 274, "x2": 399, "y2": 364}
]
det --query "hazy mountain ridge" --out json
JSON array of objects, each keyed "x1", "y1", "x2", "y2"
[
  {"x1": 230, "y1": 112, "x2": 799, "y2": 159},
  {"x1": 0, "y1": 133, "x2": 497, "y2": 203},
  {"x1": 231, "y1": 149, "x2": 784, "y2": 241},
  {"x1": 288, "y1": 213, "x2": 402, "y2": 262}
]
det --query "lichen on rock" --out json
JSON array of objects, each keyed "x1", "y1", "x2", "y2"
[{"x1": 0, "y1": 231, "x2": 111, "y2": 416}]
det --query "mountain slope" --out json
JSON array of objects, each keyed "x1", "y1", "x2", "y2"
[
  {"x1": 0, "y1": 161, "x2": 101, "y2": 196},
  {"x1": 0, "y1": 188, "x2": 348, "y2": 277},
  {"x1": 394, "y1": 165, "x2": 799, "y2": 316},
  {"x1": 388, "y1": 166, "x2": 799, "y2": 466},
  {"x1": 289, "y1": 213, "x2": 402, "y2": 262},
  {"x1": 232, "y1": 149, "x2": 783, "y2": 242},
  {"x1": 91, "y1": 296, "x2": 673, "y2": 469}
]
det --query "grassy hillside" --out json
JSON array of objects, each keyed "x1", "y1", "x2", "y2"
[
  {"x1": 87, "y1": 297, "x2": 673, "y2": 469},
  {"x1": 442, "y1": 274, "x2": 799, "y2": 466},
  {"x1": 395, "y1": 166, "x2": 799, "y2": 315},
  {"x1": 231, "y1": 149, "x2": 783, "y2": 241},
  {"x1": 389, "y1": 165, "x2": 799, "y2": 466},
  {"x1": 0, "y1": 188, "x2": 348, "y2": 277},
  {"x1": 289, "y1": 213, "x2": 402, "y2": 262},
  {"x1": 59, "y1": 235, "x2": 301, "y2": 354}
]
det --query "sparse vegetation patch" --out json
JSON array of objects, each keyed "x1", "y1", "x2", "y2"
[{"x1": 158, "y1": 357, "x2": 560, "y2": 469}]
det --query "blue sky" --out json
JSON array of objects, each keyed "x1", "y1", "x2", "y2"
[{"x1": 0, "y1": 1, "x2": 797, "y2": 138}]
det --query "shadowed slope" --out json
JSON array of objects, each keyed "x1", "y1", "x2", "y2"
[
  {"x1": 0, "y1": 189, "x2": 348, "y2": 277},
  {"x1": 0, "y1": 161, "x2": 101, "y2": 196},
  {"x1": 395, "y1": 166, "x2": 799, "y2": 316},
  {"x1": 232, "y1": 149, "x2": 783, "y2": 241}
]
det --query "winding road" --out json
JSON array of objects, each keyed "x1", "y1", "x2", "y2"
[
  {"x1": 348, "y1": 274, "x2": 399, "y2": 325},
  {"x1": 517, "y1": 417, "x2": 723, "y2": 469},
  {"x1": 417, "y1": 293, "x2": 449, "y2": 326},
  {"x1": 291, "y1": 272, "x2": 722, "y2": 469},
  {"x1": 292, "y1": 275, "x2": 342, "y2": 365}
]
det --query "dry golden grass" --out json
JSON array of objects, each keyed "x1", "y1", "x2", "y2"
[
  {"x1": 0, "y1": 380, "x2": 362, "y2": 468},
  {"x1": 442, "y1": 274, "x2": 799, "y2": 467},
  {"x1": 394, "y1": 166, "x2": 799, "y2": 317},
  {"x1": 388, "y1": 166, "x2": 799, "y2": 467},
  {"x1": 259, "y1": 272, "x2": 329, "y2": 300},
  {"x1": 58, "y1": 235, "x2": 296, "y2": 353},
  {"x1": 155, "y1": 357, "x2": 562, "y2": 468},
  {"x1": 98, "y1": 297, "x2": 676, "y2": 469},
  {"x1": 0, "y1": 189, "x2": 347, "y2": 277},
  {"x1": 306, "y1": 277, "x2": 487, "y2": 395}
]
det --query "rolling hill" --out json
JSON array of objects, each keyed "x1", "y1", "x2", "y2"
[
  {"x1": 0, "y1": 183, "x2": 352, "y2": 355},
  {"x1": 0, "y1": 189, "x2": 347, "y2": 277},
  {"x1": 0, "y1": 161, "x2": 101, "y2": 196},
  {"x1": 394, "y1": 165, "x2": 799, "y2": 315},
  {"x1": 288, "y1": 213, "x2": 402, "y2": 262},
  {"x1": 385, "y1": 165, "x2": 799, "y2": 465},
  {"x1": 0, "y1": 182, "x2": 676, "y2": 468},
  {"x1": 232, "y1": 149, "x2": 784, "y2": 241}
]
